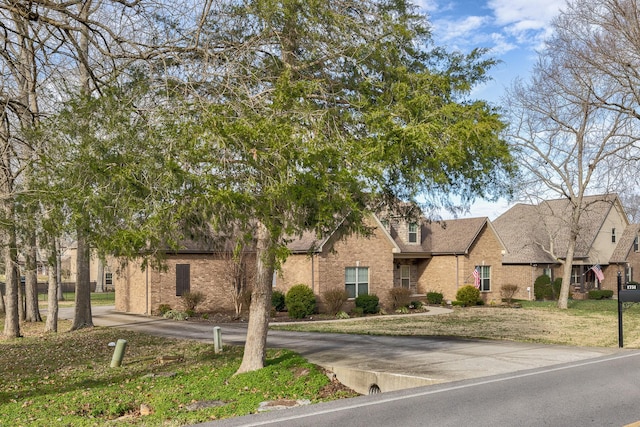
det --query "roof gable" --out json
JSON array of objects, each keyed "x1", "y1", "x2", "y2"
[{"x1": 494, "y1": 194, "x2": 628, "y2": 264}]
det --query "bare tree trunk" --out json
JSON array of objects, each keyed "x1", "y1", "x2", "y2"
[
  {"x1": 3, "y1": 224, "x2": 20, "y2": 337},
  {"x1": 95, "y1": 258, "x2": 105, "y2": 293},
  {"x1": 24, "y1": 233, "x2": 42, "y2": 322},
  {"x1": 236, "y1": 222, "x2": 275, "y2": 374},
  {"x1": 45, "y1": 234, "x2": 59, "y2": 332},
  {"x1": 71, "y1": 229, "x2": 93, "y2": 330},
  {"x1": 56, "y1": 239, "x2": 64, "y2": 301}
]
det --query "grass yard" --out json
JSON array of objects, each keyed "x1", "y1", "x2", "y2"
[
  {"x1": 272, "y1": 299, "x2": 640, "y2": 348},
  {"x1": 2, "y1": 298, "x2": 639, "y2": 425},
  {"x1": 0, "y1": 320, "x2": 357, "y2": 426}
]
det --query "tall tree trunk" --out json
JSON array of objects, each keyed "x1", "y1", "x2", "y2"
[
  {"x1": 95, "y1": 258, "x2": 105, "y2": 293},
  {"x1": 72, "y1": 230, "x2": 93, "y2": 330},
  {"x1": 236, "y1": 222, "x2": 275, "y2": 374},
  {"x1": 3, "y1": 223, "x2": 21, "y2": 338},
  {"x1": 45, "y1": 234, "x2": 59, "y2": 332},
  {"x1": 24, "y1": 233, "x2": 42, "y2": 322},
  {"x1": 56, "y1": 239, "x2": 64, "y2": 301}
]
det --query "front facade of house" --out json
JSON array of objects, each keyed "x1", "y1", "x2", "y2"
[{"x1": 111, "y1": 194, "x2": 640, "y2": 316}]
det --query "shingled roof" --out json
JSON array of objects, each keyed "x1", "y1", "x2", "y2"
[
  {"x1": 610, "y1": 224, "x2": 640, "y2": 263},
  {"x1": 494, "y1": 194, "x2": 623, "y2": 264},
  {"x1": 421, "y1": 217, "x2": 495, "y2": 255}
]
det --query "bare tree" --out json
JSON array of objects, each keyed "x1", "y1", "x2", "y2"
[{"x1": 505, "y1": 0, "x2": 640, "y2": 309}]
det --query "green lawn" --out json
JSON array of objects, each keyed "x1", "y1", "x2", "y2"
[{"x1": 0, "y1": 320, "x2": 356, "y2": 426}]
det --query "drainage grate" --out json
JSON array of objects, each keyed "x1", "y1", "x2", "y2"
[{"x1": 368, "y1": 384, "x2": 381, "y2": 395}]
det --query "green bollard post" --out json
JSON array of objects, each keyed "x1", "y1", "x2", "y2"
[
  {"x1": 110, "y1": 339, "x2": 128, "y2": 367},
  {"x1": 213, "y1": 326, "x2": 222, "y2": 354}
]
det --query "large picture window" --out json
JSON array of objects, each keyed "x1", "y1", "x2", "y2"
[
  {"x1": 476, "y1": 265, "x2": 491, "y2": 292},
  {"x1": 345, "y1": 267, "x2": 368, "y2": 298}
]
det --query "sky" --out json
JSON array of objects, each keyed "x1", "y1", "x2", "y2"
[{"x1": 415, "y1": 0, "x2": 565, "y2": 219}]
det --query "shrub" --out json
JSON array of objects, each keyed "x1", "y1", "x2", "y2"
[
  {"x1": 335, "y1": 311, "x2": 350, "y2": 319},
  {"x1": 534, "y1": 275, "x2": 553, "y2": 300},
  {"x1": 395, "y1": 306, "x2": 409, "y2": 314},
  {"x1": 271, "y1": 290, "x2": 286, "y2": 312},
  {"x1": 500, "y1": 284, "x2": 519, "y2": 304},
  {"x1": 410, "y1": 300, "x2": 423, "y2": 309},
  {"x1": 389, "y1": 287, "x2": 412, "y2": 310},
  {"x1": 552, "y1": 278, "x2": 562, "y2": 300},
  {"x1": 285, "y1": 284, "x2": 316, "y2": 319},
  {"x1": 181, "y1": 291, "x2": 205, "y2": 312},
  {"x1": 588, "y1": 289, "x2": 614, "y2": 300},
  {"x1": 163, "y1": 310, "x2": 189, "y2": 321},
  {"x1": 157, "y1": 304, "x2": 172, "y2": 316},
  {"x1": 456, "y1": 285, "x2": 480, "y2": 307},
  {"x1": 355, "y1": 293, "x2": 379, "y2": 314},
  {"x1": 322, "y1": 288, "x2": 349, "y2": 315},
  {"x1": 426, "y1": 291, "x2": 444, "y2": 305}
]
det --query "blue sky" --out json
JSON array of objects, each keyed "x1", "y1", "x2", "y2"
[{"x1": 416, "y1": 0, "x2": 564, "y2": 219}]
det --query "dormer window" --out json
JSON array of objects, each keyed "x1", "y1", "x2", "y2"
[
  {"x1": 612, "y1": 228, "x2": 616, "y2": 243},
  {"x1": 409, "y1": 222, "x2": 418, "y2": 243}
]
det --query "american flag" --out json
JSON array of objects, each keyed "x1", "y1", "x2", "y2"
[
  {"x1": 592, "y1": 264, "x2": 604, "y2": 282},
  {"x1": 473, "y1": 267, "x2": 480, "y2": 289}
]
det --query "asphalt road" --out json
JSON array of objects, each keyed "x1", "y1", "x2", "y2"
[
  {"x1": 60, "y1": 306, "x2": 640, "y2": 426},
  {"x1": 199, "y1": 351, "x2": 640, "y2": 427}
]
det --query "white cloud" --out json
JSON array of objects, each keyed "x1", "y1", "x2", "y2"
[
  {"x1": 435, "y1": 15, "x2": 489, "y2": 43},
  {"x1": 488, "y1": 0, "x2": 560, "y2": 27}
]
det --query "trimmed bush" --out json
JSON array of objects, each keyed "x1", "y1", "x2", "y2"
[
  {"x1": 456, "y1": 285, "x2": 480, "y2": 307},
  {"x1": 271, "y1": 290, "x2": 286, "y2": 312},
  {"x1": 389, "y1": 287, "x2": 412, "y2": 310},
  {"x1": 181, "y1": 291, "x2": 205, "y2": 312},
  {"x1": 426, "y1": 291, "x2": 444, "y2": 305},
  {"x1": 355, "y1": 293, "x2": 379, "y2": 314},
  {"x1": 410, "y1": 300, "x2": 423, "y2": 309},
  {"x1": 534, "y1": 275, "x2": 553, "y2": 300},
  {"x1": 285, "y1": 284, "x2": 316, "y2": 319},
  {"x1": 552, "y1": 278, "x2": 562, "y2": 300},
  {"x1": 322, "y1": 288, "x2": 349, "y2": 315},
  {"x1": 588, "y1": 289, "x2": 614, "y2": 300}
]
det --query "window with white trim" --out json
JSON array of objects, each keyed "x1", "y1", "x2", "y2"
[
  {"x1": 626, "y1": 266, "x2": 633, "y2": 283},
  {"x1": 408, "y1": 222, "x2": 418, "y2": 243},
  {"x1": 476, "y1": 265, "x2": 491, "y2": 291},
  {"x1": 400, "y1": 265, "x2": 410, "y2": 288},
  {"x1": 345, "y1": 267, "x2": 368, "y2": 298}
]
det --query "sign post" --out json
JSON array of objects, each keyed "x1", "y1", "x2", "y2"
[{"x1": 618, "y1": 271, "x2": 623, "y2": 348}]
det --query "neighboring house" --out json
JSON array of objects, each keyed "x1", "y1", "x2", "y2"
[
  {"x1": 493, "y1": 194, "x2": 630, "y2": 296},
  {"x1": 609, "y1": 223, "x2": 640, "y2": 288}
]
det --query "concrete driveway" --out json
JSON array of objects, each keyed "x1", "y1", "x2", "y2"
[{"x1": 62, "y1": 306, "x2": 620, "y2": 394}]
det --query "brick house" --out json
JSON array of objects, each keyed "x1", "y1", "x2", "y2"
[
  {"x1": 114, "y1": 240, "x2": 256, "y2": 315},
  {"x1": 111, "y1": 193, "x2": 638, "y2": 315},
  {"x1": 276, "y1": 213, "x2": 514, "y2": 308},
  {"x1": 493, "y1": 194, "x2": 632, "y2": 297}
]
